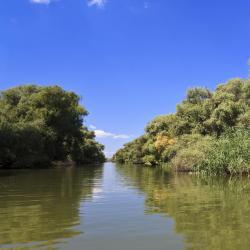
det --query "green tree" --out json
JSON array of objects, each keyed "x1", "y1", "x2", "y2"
[
  {"x1": 0, "y1": 85, "x2": 105, "y2": 168},
  {"x1": 113, "y1": 76, "x2": 250, "y2": 174}
]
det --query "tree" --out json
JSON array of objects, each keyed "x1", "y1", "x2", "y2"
[
  {"x1": 0, "y1": 85, "x2": 105, "y2": 168},
  {"x1": 113, "y1": 76, "x2": 250, "y2": 174}
]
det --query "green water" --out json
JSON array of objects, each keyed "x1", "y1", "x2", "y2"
[{"x1": 0, "y1": 163, "x2": 250, "y2": 250}]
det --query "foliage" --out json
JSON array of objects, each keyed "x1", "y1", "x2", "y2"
[
  {"x1": 0, "y1": 85, "x2": 105, "y2": 168},
  {"x1": 167, "y1": 134, "x2": 213, "y2": 171},
  {"x1": 197, "y1": 129, "x2": 250, "y2": 175},
  {"x1": 113, "y1": 78, "x2": 250, "y2": 174}
]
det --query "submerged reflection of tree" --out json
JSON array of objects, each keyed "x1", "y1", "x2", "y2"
[
  {"x1": 116, "y1": 164, "x2": 250, "y2": 250},
  {"x1": 0, "y1": 165, "x2": 103, "y2": 248}
]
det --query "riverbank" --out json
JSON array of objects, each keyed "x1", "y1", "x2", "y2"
[
  {"x1": 115, "y1": 129, "x2": 250, "y2": 175},
  {"x1": 113, "y1": 78, "x2": 250, "y2": 175}
]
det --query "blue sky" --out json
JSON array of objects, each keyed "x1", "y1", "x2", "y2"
[{"x1": 1, "y1": 0, "x2": 250, "y2": 157}]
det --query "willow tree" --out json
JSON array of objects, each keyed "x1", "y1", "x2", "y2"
[{"x1": 0, "y1": 85, "x2": 105, "y2": 168}]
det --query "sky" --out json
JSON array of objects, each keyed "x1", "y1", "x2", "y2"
[{"x1": 1, "y1": 0, "x2": 250, "y2": 157}]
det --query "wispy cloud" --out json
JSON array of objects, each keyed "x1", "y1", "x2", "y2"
[
  {"x1": 113, "y1": 134, "x2": 131, "y2": 139},
  {"x1": 89, "y1": 124, "x2": 97, "y2": 130},
  {"x1": 30, "y1": 0, "x2": 51, "y2": 4},
  {"x1": 94, "y1": 130, "x2": 114, "y2": 138},
  {"x1": 95, "y1": 130, "x2": 131, "y2": 139},
  {"x1": 87, "y1": 0, "x2": 106, "y2": 8},
  {"x1": 89, "y1": 126, "x2": 132, "y2": 140}
]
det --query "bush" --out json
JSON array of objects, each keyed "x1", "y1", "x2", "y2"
[
  {"x1": 0, "y1": 85, "x2": 105, "y2": 168},
  {"x1": 197, "y1": 129, "x2": 250, "y2": 175},
  {"x1": 170, "y1": 135, "x2": 213, "y2": 171}
]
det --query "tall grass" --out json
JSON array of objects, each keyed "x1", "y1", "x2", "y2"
[{"x1": 196, "y1": 129, "x2": 250, "y2": 175}]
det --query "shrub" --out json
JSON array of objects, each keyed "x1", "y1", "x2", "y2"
[
  {"x1": 197, "y1": 129, "x2": 250, "y2": 175},
  {"x1": 170, "y1": 135, "x2": 213, "y2": 172}
]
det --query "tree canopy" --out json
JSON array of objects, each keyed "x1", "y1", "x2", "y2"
[
  {"x1": 0, "y1": 85, "x2": 105, "y2": 168},
  {"x1": 113, "y1": 78, "x2": 250, "y2": 174}
]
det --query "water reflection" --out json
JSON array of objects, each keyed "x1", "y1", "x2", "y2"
[
  {"x1": 116, "y1": 164, "x2": 250, "y2": 250},
  {"x1": 2, "y1": 163, "x2": 250, "y2": 250},
  {"x1": 0, "y1": 166, "x2": 103, "y2": 249}
]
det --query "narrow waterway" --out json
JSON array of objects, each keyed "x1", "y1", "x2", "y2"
[{"x1": 0, "y1": 163, "x2": 250, "y2": 250}]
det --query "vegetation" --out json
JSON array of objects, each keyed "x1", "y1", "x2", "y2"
[
  {"x1": 113, "y1": 78, "x2": 250, "y2": 174},
  {"x1": 0, "y1": 85, "x2": 105, "y2": 168},
  {"x1": 197, "y1": 129, "x2": 250, "y2": 175}
]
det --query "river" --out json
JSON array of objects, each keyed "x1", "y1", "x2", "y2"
[{"x1": 0, "y1": 162, "x2": 250, "y2": 250}]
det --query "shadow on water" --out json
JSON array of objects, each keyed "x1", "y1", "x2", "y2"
[
  {"x1": 116, "y1": 164, "x2": 250, "y2": 250},
  {"x1": 0, "y1": 165, "x2": 103, "y2": 249}
]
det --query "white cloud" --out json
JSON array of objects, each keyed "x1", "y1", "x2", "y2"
[
  {"x1": 93, "y1": 129, "x2": 132, "y2": 140},
  {"x1": 30, "y1": 0, "x2": 51, "y2": 4},
  {"x1": 94, "y1": 130, "x2": 114, "y2": 138},
  {"x1": 113, "y1": 134, "x2": 130, "y2": 139},
  {"x1": 87, "y1": 0, "x2": 106, "y2": 8},
  {"x1": 89, "y1": 125, "x2": 132, "y2": 140}
]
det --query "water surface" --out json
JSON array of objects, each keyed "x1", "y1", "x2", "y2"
[{"x1": 0, "y1": 163, "x2": 250, "y2": 249}]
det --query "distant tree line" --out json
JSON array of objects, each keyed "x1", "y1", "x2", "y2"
[
  {"x1": 0, "y1": 85, "x2": 105, "y2": 168},
  {"x1": 113, "y1": 78, "x2": 250, "y2": 175}
]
